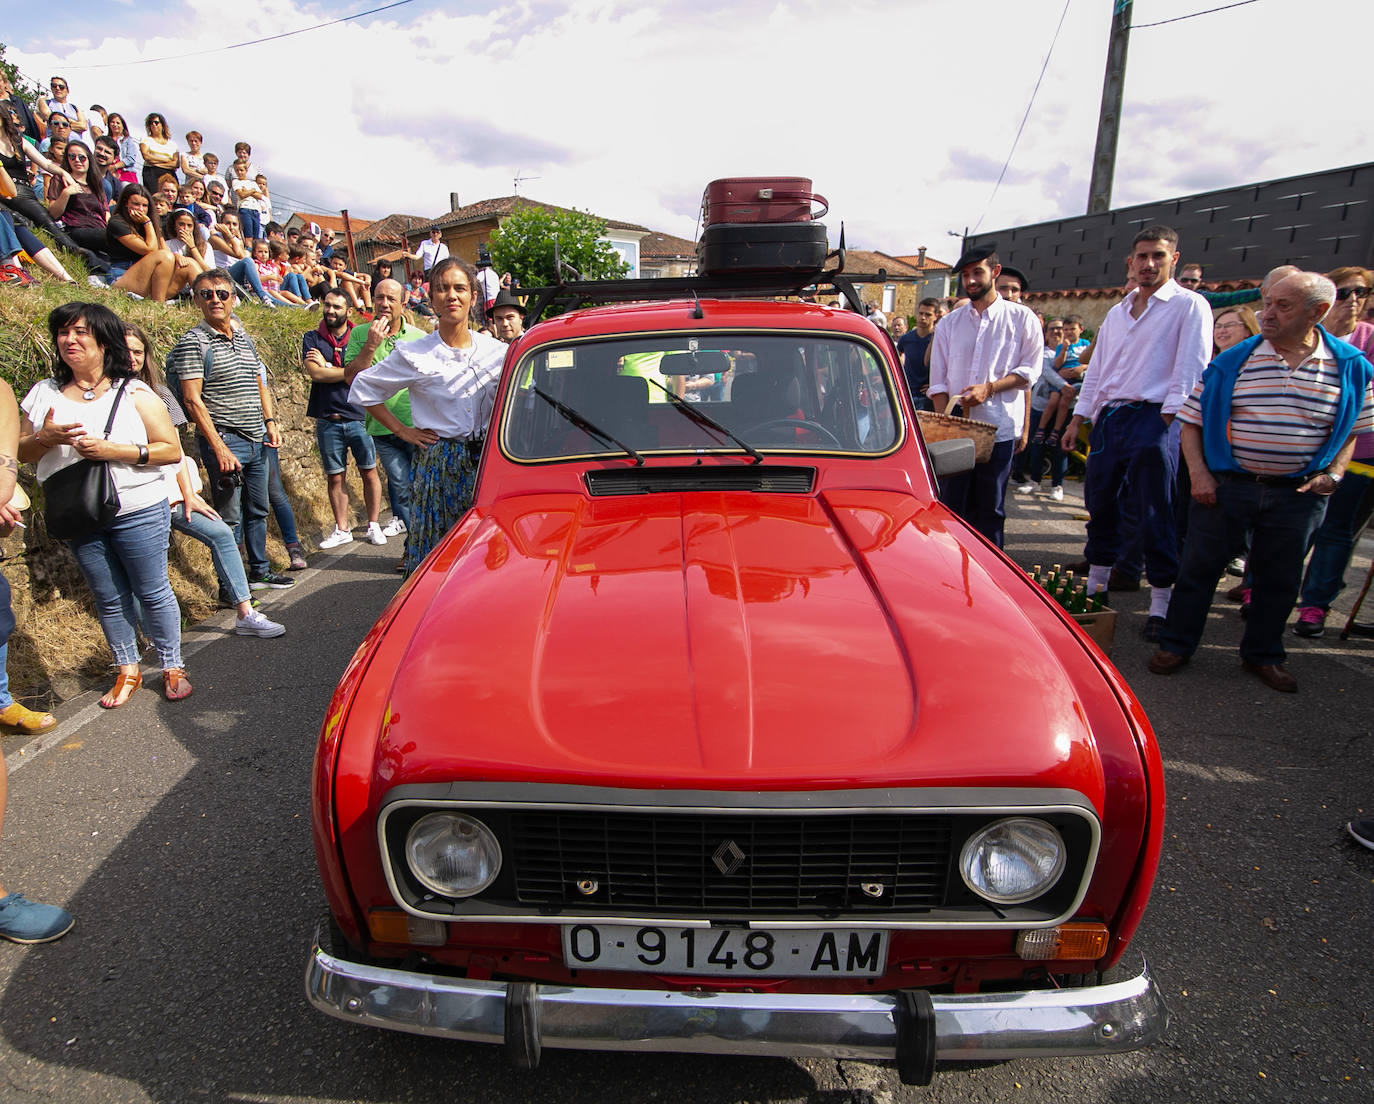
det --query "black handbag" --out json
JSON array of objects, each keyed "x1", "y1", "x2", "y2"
[{"x1": 41, "y1": 380, "x2": 130, "y2": 541}]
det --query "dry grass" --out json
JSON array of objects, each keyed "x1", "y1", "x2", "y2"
[{"x1": 0, "y1": 276, "x2": 364, "y2": 705}]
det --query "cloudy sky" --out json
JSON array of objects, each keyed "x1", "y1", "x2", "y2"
[{"x1": 6, "y1": 0, "x2": 1369, "y2": 263}]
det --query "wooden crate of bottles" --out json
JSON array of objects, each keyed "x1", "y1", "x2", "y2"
[{"x1": 1030, "y1": 564, "x2": 1117, "y2": 655}]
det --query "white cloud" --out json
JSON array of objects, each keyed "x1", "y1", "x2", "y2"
[{"x1": 10, "y1": 0, "x2": 1371, "y2": 266}]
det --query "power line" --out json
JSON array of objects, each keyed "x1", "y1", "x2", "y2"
[
  {"x1": 971, "y1": 0, "x2": 1073, "y2": 235},
  {"x1": 63, "y1": 0, "x2": 421, "y2": 70},
  {"x1": 1133, "y1": 0, "x2": 1259, "y2": 29}
]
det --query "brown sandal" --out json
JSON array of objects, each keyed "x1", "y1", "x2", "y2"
[
  {"x1": 99, "y1": 670, "x2": 142, "y2": 709},
  {"x1": 162, "y1": 668, "x2": 193, "y2": 702}
]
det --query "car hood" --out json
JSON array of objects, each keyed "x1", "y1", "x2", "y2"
[{"x1": 372, "y1": 490, "x2": 1103, "y2": 797}]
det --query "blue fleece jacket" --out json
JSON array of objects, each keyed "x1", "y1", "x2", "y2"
[{"x1": 1198, "y1": 327, "x2": 1372, "y2": 477}]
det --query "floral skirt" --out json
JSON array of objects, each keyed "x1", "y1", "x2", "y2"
[{"x1": 405, "y1": 436, "x2": 481, "y2": 575}]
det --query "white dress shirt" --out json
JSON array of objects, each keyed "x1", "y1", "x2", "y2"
[
  {"x1": 929, "y1": 296, "x2": 1043, "y2": 442},
  {"x1": 1074, "y1": 279, "x2": 1211, "y2": 421},
  {"x1": 417, "y1": 238, "x2": 450, "y2": 271},
  {"x1": 349, "y1": 330, "x2": 507, "y2": 439}
]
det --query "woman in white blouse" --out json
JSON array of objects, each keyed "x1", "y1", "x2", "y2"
[
  {"x1": 349, "y1": 257, "x2": 507, "y2": 574},
  {"x1": 18, "y1": 303, "x2": 189, "y2": 706}
]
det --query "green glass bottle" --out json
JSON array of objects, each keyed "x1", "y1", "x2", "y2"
[
  {"x1": 1031, "y1": 563, "x2": 1042, "y2": 586},
  {"x1": 1090, "y1": 586, "x2": 1106, "y2": 612},
  {"x1": 1069, "y1": 584, "x2": 1088, "y2": 614}
]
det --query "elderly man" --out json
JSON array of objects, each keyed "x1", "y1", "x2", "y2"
[
  {"x1": 303, "y1": 288, "x2": 386, "y2": 549},
  {"x1": 928, "y1": 243, "x2": 1042, "y2": 547},
  {"x1": 1148, "y1": 272, "x2": 1374, "y2": 692},
  {"x1": 489, "y1": 287, "x2": 525, "y2": 343},
  {"x1": 168, "y1": 269, "x2": 295, "y2": 592},
  {"x1": 344, "y1": 279, "x2": 428, "y2": 550},
  {"x1": 1060, "y1": 226, "x2": 1211, "y2": 637}
]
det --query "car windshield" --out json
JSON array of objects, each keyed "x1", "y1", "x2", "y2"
[{"x1": 502, "y1": 332, "x2": 900, "y2": 461}]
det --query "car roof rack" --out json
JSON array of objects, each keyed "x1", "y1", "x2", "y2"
[{"x1": 521, "y1": 227, "x2": 876, "y2": 322}]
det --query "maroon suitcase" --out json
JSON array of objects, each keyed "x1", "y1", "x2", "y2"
[{"x1": 701, "y1": 177, "x2": 829, "y2": 225}]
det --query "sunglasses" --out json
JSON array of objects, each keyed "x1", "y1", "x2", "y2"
[
  {"x1": 50, "y1": 118, "x2": 70, "y2": 127},
  {"x1": 51, "y1": 83, "x2": 67, "y2": 90},
  {"x1": 68, "y1": 153, "x2": 88, "y2": 162},
  {"x1": 196, "y1": 288, "x2": 232, "y2": 302},
  {"x1": 1335, "y1": 286, "x2": 1372, "y2": 301}
]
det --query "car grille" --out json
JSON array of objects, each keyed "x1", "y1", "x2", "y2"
[{"x1": 508, "y1": 811, "x2": 952, "y2": 912}]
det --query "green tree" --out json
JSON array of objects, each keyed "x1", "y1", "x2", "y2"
[
  {"x1": 489, "y1": 205, "x2": 630, "y2": 292},
  {"x1": 0, "y1": 43, "x2": 39, "y2": 107}
]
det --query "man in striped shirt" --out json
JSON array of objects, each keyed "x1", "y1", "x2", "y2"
[{"x1": 1148, "y1": 272, "x2": 1374, "y2": 692}]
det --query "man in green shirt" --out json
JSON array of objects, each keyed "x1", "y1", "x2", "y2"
[{"x1": 343, "y1": 279, "x2": 427, "y2": 542}]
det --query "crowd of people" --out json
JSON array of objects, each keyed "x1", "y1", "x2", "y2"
[{"x1": 886, "y1": 231, "x2": 1374, "y2": 700}]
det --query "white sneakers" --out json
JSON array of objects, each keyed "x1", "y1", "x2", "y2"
[
  {"x1": 1013, "y1": 481, "x2": 1037, "y2": 495},
  {"x1": 1047, "y1": 485, "x2": 1064, "y2": 502},
  {"x1": 235, "y1": 609, "x2": 286, "y2": 638},
  {"x1": 323, "y1": 522, "x2": 397, "y2": 549}
]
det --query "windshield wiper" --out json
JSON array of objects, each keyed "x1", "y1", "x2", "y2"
[
  {"x1": 531, "y1": 385, "x2": 644, "y2": 466},
  {"x1": 643, "y1": 377, "x2": 765, "y2": 464}
]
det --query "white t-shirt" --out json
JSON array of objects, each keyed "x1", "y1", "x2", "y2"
[
  {"x1": 232, "y1": 176, "x2": 264, "y2": 212},
  {"x1": 476, "y1": 267, "x2": 500, "y2": 308},
  {"x1": 21, "y1": 378, "x2": 168, "y2": 517},
  {"x1": 417, "y1": 238, "x2": 449, "y2": 271},
  {"x1": 140, "y1": 133, "x2": 179, "y2": 170}
]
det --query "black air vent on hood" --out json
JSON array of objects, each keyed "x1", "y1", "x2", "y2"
[{"x1": 585, "y1": 465, "x2": 816, "y2": 496}]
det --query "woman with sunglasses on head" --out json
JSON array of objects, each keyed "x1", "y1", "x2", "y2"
[
  {"x1": 105, "y1": 183, "x2": 186, "y2": 302},
  {"x1": 1291, "y1": 267, "x2": 1374, "y2": 638},
  {"x1": 104, "y1": 113, "x2": 139, "y2": 185},
  {"x1": 18, "y1": 303, "x2": 190, "y2": 707},
  {"x1": 138, "y1": 113, "x2": 178, "y2": 193},
  {"x1": 47, "y1": 141, "x2": 111, "y2": 263}
]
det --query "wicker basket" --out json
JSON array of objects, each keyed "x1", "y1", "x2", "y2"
[{"x1": 915, "y1": 410, "x2": 997, "y2": 464}]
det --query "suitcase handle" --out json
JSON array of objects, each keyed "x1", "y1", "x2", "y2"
[{"x1": 754, "y1": 189, "x2": 829, "y2": 219}]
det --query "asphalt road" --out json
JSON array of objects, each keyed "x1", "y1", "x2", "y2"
[{"x1": 0, "y1": 490, "x2": 1370, "y2": 1104}]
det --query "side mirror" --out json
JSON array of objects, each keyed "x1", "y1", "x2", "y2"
[{"x1": 926, "y1": 437, "x2": 976, "y2": 477}]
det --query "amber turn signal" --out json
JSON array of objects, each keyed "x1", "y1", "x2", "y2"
[
  {"x1": 367, "y1": 908, "x2": 447, "y2": 946},
  {"x1": 1015, "y1": 922, "x2": 1109, "y2": 961}
]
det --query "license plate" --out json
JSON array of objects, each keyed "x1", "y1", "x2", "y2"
[{"x1": 561, "y1": 923, "x2": 888, "y2": 977}]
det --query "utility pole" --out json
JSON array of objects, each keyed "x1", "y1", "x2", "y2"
[{"x1": 1087, "y1": 0, "x2": 1132, "y2": 215}]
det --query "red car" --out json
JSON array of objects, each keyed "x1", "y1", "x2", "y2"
[{"x1": 307, "y1": 261, "x2": 1167, "y2": 1084}]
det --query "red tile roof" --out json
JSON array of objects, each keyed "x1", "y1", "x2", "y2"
[
  {"x1": 287, "y1": 212, "x2": 374, "y2": 236},
  {"x1": 640, "y1": 231, "x2": 697, "y2": 260},
  {"x1": 424, "y1": 195, "x2": 650, "y2": 237},
  {"x1": 893, "y1": 253, "x2": 953, "y2": 271}
]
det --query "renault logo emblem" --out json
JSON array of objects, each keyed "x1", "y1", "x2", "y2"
[{"x1": 712, "y1": 839, "x2": 746, "y2": 876}]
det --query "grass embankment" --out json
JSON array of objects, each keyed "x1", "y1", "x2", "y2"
[{"x1": 0, "y1": 279, "x2": 354, "y2": 705}]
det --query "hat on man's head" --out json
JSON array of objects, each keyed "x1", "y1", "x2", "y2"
[
  {"x1": 491, "y1": 287, "x2": 525, "y2": 316},
  {"x1": 999, "y1": 263, "x2": 1029, "y2": 292},
  {"x1": 953, "y1": 241, "x2": 998, "y2": 273}
]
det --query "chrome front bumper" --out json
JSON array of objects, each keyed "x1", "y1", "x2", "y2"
[{"x1": 305, "y1": 922, "x2": 1167, "y2": 1073}]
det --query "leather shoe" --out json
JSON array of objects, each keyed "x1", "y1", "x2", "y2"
[
  {"x1": 1142, "y1": 616, "x2": 1166, "y2": 642},
  {"x1": 1346, "y1": 620, "x2": 1374, "y2": 638},
  {"x1": 1109, "y1": 569, "x2": 1142, "y2": 592},
  {"x1": 1242, "y1": 661, "x2": 1297, "y2": 693},
  {"x1": 1148, "y1": 650, "x2": 1188, "y2": 675}
]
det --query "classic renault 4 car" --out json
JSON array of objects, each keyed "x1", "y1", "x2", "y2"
[{"x1": 307, "y1": 242, "x2": 1167, "y2": 1084}]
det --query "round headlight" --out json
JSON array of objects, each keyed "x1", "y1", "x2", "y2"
[
  {"x1": 405, "y1": 813, "x2": 502, "y2": 897},
  {"x1": 959, "y1": 817, "x2": 1066, "y2": 905}
]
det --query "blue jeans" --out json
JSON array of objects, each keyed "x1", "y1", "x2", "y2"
[
  {"x1": 172, "y1": 502, "x2": 251, "y2": 606},
  {"x1": 1083, "y1": 403, "x2": 1179, "y2": 586},
  {"x1": 282, "y1": 271, "x2": 311, "y2": 300},
  {"x1": 1298, "y1": 470, "x2": 1374, "y2": 611},
  {"x1": 0, "y1": 573, "x2": 15, "y2": 709},
  {"x1": 265, "y1": 444, "x2": 299, "y2": 546},
  {"x1": 316, "y1": 419, "x2": 377, "y2": 475},
  {"x1": 238, "y1": 208, "x2": 262, "y2": 240},
  {"x1": 227, "y1": 257, "x2": 271, "y2": 303},
  {"x1": 1159, "y1": 477, "x2": 1328, "y2": 666},
  {"x1": 68, "y1": 501, "x2": 183, "y2": 669},
  {"x1": 200, "y1": 432, "x2": 270, "y2": 576},
  {"x1": 938, "y1": 438, "x2": 1015, "y2": 548},
  {"x1": 373, "y1": 433, "x2": 414, "y2": 527}
]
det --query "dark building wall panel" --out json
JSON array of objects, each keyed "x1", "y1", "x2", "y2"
[{"x1": 966, "y1": 163, "x2": 1374, "y2": 291}]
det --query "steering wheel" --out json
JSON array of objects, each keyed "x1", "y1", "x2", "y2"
[{"x1": 744, "y1": 418, "x2": 844, "y2": 447}]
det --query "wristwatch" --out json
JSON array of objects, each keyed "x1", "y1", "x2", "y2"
[{"x1": 1325, "y1": 469, "x2": 1343, "y2": 483}]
